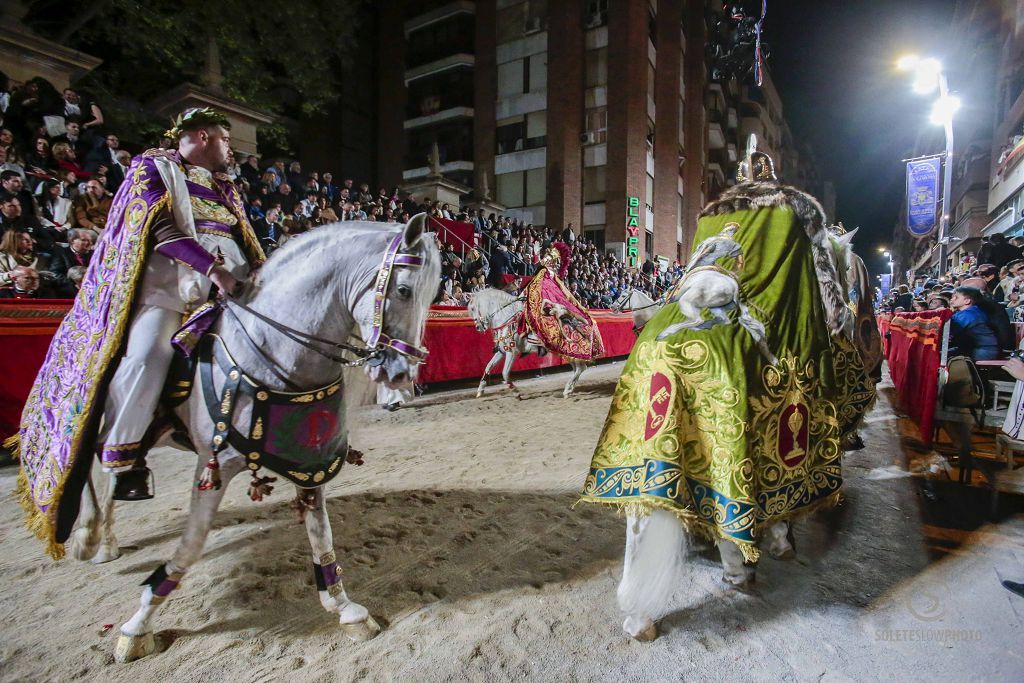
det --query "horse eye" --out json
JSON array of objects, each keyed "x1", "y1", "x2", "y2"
[{"x1": 397, "y1": 284, "x2": 413, "y2": 299}]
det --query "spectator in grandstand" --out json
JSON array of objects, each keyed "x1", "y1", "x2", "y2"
[
  {"x1": 0, "y1": 229, "x2": 48, "y2": 287},
  {"x1": 73, "y1": 178, "x2": 112, "y2": 232},
  {"x1": 49, "y1": 227, "x2": 95, "y2": 296},
  {"x1": 38, "y1": 179, "x2": 73, "y2": 235},
  {"x1": 0, "y1": 265, "x2": 53, "y2": 298},
  {"x1": 1, "y1": 170, "x2": 36, "y2": 217},
  {"x1": 52, "y1": 141, "x2": 94, "y2": 181},
  {"x1": 949, "y1": 286, "x2": 1002, "y2": 361}
]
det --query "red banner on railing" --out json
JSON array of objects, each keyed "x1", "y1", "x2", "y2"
[
  {"x1": 883, "y1": 309, "x2": 951, "y2": 445},
  {"x1": 429, "y1": 217, "x2": 477, "y2": 250}
]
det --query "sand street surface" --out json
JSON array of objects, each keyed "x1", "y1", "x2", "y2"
[{"x1": 1, "y1": 363, "x2": 1022, "y2": 681}]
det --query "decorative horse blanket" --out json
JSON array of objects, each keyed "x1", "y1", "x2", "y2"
[
  {"x1": 580, "y1": 182, "x2": 874, "y2": 560},
  {"x1": 523, "y1": 269, "x2": 605, "y2": 361}
]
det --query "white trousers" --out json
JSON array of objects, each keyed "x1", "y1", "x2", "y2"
[{"x1": 97, "y1": 304, "x2": 182, "y2": 471}]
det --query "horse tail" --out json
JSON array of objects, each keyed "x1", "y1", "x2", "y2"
[{"x1": 618, "y1": 509, "x2": 686, "y2": 625}]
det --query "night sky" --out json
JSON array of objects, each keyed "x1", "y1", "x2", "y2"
[{"x1": 766, "y1": 0, "x2": 958, "y2": 276}]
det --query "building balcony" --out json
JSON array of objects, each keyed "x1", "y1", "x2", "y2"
[
  {"x1": 405, "y1": 54, "x2": 475, "y2": 84},
  {"x1": 708, "y1": 161, "x2": 725, "y2": 186},
  {"x1": 947, "y1": 206, "x2": 989, "y2": 241},
  {"x1": 709, "y1": 122, "x2": 726, "y2": 150},
  {"x1": 982, "y1": 207, "x2": 1017, "y2": 237},
  {"x1": 405, "y1": 107, "x2": 474, "y2": 130},
  {"x1": 404, "y1": 1, "x2": 475, "y2": 37}
]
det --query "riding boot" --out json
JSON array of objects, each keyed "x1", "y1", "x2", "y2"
[{"x1": 112, "y1": 456, "x2": 154, "y2": 502}]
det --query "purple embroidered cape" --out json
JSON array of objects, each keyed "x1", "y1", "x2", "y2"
[{"x1": 15, "y1": 149, "x2": 263, "y2": 558}]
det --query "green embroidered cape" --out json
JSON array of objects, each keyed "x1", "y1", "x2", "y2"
[{"x1": 580, "y1": 185, "x2": 873, "y2": 560}]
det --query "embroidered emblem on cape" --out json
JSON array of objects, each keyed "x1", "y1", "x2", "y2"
[{"x1": 645, "y1": 372, "x2": 673, "y2": 441}]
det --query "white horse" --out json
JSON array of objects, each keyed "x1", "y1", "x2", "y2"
[
  {"x1": 71, "y1": 216, "x2": 440, "y2": 662},
  {"x1": 467, "y1": 288, "x2": 589, "y2": 399},
  {"x1": 610, "y1": 287, "x2": 660, "y2": 333}
]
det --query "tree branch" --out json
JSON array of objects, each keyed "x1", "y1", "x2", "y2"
[{"x1": 55, "y1": 0, "x2": 111, "y2": 44}]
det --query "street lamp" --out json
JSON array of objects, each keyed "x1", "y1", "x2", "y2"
[{"x1": 898, "y1": 54, "x2": 958, "y2": 276}]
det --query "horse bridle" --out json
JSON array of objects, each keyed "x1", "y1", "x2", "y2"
[{"x1": 226, "y1": 232, "x2": 430, "y2": 377}]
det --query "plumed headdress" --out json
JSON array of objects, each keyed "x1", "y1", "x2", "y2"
[{"x1": 541, "y1": 240, "x2": 572, "y2": 279}]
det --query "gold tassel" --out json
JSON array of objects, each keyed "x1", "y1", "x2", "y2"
[
  {"x1": 196, "y1": 454, "x2": 222, "y2": 491},
  {"x1": 3, "y1": 434, "x2": 20, "y2": 459}
]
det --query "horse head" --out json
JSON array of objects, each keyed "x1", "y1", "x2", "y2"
[{"x1": 351, "y1": 214, "x2": 441, "y2": 387}]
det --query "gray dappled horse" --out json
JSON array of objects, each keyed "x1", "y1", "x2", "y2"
[{"x1": 72, "y1": 216, "x2": 440, "y2": 662}]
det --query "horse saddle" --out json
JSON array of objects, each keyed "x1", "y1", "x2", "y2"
[{"x1": 162, "y1": 305, "x2": 349, "y2": 488}]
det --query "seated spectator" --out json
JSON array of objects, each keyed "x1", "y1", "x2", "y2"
[
  {"x1": 66, "y1": 265, "x2": 86, "y2": 293},
  {"x1": 462, "y1": 247, "x2": 489, "y2": 281},
  {"x1": 52, "y1": 141, "x2": 92, "y2": 180},
  {"x1": 38, "y1": 179, "x2": 73, "y2": 236},
  {"x1": 2, "y1": 169, "x2": 37, "y2": 217},
  {"x1": 0, "y1": 144, "x2": 26, "y2": 181},
  {"x1": 0, "y1": 266, "x2": 53, "y2": 298},
  {"x1": 0, "y1": 193, "x2": 53, "y2": 255},
  {"x1": 49, "y1": 227, "x2": 95, "y2": 296},
  {"x1": 297, "y1": 188, "x2": 318, "y2": 218},
  {"x1": 0, "y1": 229, "x2": 49, "y2": 288},
  {"x1": 73, "y1": 178, "x2": 112, "y2": 231},
  {"x1": 977, "y1": 263, "x2": 1005, "y2": 301},
  {"x1": 949, "y1": 286, "x2": 1001, "y2": 361},
  {"x1": 961, "y1": 275, "x2": 1015, "y2": 350}
]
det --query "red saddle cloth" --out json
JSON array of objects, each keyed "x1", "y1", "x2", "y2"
[{"x1": 522, "y1": 269, "x2": 605, "y2": 361}]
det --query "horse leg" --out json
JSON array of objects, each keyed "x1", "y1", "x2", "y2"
[
  {"x1": 618, "y1": 509, "x2": 686, "y2": 641},
  {"x1": 763, "y1": 521, "x2": 795, "y2": 560},
  {"x1": 718, "y1": 539, "x2": 756, "y2": 593},
  {"x1": 477, "y1": 350, "x2": 504, "y2": 398},
  {"x1": 72, "y1": 461, "x2": 120, "y2": 563},
  {"x1": 300, "y1": 486, "x2": 381, "y2": 641},
  {"x1": 502, "y1": 350, "x2": 520, "y2": 396},
  {"x1": 564, "y1": 361, "x2": 586, "y2": 398},
  {"x1": 114, "y1": 455, "x2": 245, "y2": 663}
]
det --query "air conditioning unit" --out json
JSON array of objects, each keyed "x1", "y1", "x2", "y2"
[
  {"x1": 580, "y1": 131, "x2": 597, "y2": 145},
  {"x1": 585, "y1": 12, "x2": 604, "y2": 29},
  {"x1": 524, "y1": 17, "x2": 542, "y2": 33}
]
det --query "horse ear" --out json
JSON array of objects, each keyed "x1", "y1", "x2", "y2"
[
  {"x1": 404, "y1": 212, "x2": 428, "y2": 248},
  {"x1": 837, "y1": 227, "x2": 858, "y2": 246}
]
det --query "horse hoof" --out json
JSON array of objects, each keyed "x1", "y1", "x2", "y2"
[
  {"x1": 623, "y1": 616, "x2": 658, "y2": 642},
  {"x1": 341, "y1": 615, "x2": 381, "y2": 642},
  {"x1": 70, "y1": 528, "x2": 99, "y2": 562},
  {"x1": 114, "y1": 632, "x2": 156, "y2": 663},
  {"x1": 92, "y1": 543, "x2": 121, "y2": 564},
  {"x1": 722, "y1": 577, "x2": 757, "y2": 595}
]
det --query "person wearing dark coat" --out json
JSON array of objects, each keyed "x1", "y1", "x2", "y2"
[
  {"x1": 486, "y1": 244, "x2": 514, "y2": 288},
  {"x1": 49, "y1": 227, "x2": 95, "y2": 297},
  {"x1": 982, "y1": 234, "x2": 1023, "y2": 271}
]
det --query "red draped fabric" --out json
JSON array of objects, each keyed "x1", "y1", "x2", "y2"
[
  {"x1": 429, "y1": 217, "x2": 476, "y2": 249},
  {"x1": 0, "y1": 300, "x2": 72, "y2": 440},
  {"x1": 883, "y1": 310, "x2": 951, "y2": 445},
  {"x1": 0, "y1": 302, "x2": 637, "y2": 439},
  {"x1": 877, "y1": 313, "x2": 892, "y2": 357}
]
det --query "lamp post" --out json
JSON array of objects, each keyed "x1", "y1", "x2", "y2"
[{"x1": 897, "y1": 55, "x2": 960, "y2": 277}]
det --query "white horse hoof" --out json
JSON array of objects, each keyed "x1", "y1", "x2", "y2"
[
  {"x1": 91, "y1": 543, "x2": 121, "y2": 564},
  {"x1": 70, "y1": 528, "x2": 98, "y2": 562},
  {"x1": 623, "y1": 616, "x2": 657, "y2": 642},
  {"x1": 114, "y1": 632, "x2": 156, "y2": 663},
  {"x1": 340, "y1": 615, "x2": 381, "y2": 642}
]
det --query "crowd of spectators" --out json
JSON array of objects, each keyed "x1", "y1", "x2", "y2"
[
  {"x1": 0, "y1": 75, "x2": 677, "y2": 308},
  {"x1": 881, "y1": 234, "x2": 1024, "y2": 361}
]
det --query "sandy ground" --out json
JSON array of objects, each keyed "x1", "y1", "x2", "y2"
[{"x1": 1, "y1": 363, "x2": 1023, "y2": 682}]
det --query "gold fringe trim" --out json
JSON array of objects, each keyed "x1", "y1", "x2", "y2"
[
  {"x1": 3, "y1": 433, "x2": 20, "y2": 459},
  {"x1": 15, "y1": 468, "x2": 65, "y2": 560},
  {"x1": 577, "y1": 489, "x2": 845, "y2": 564},
  {"x1": 18, "y1": 193, "x2": 170, "y2": 560}
]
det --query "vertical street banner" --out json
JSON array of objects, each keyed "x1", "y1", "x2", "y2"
[{"x1": 905, "y1": 156, "x2": 942, "y2": 237}]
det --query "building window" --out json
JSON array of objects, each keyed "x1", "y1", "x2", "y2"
[
  {"x1": 496, "y1": 3, "x2": 525, "y2": 43},
  {"x1": 526, "y1": 168, "x2": 546, "y2": 206},
  {"x1": 528, "y1": 53, "x2": 547, "y2": 92},
  {"x1": 585, "y1": 0, "x2": 608, "y2": 28},
  {"x1": 497, "y1": 171, "x2": 525, "y2": 207},
  {"x1": 498, "y1": 59, "x2": 525, "y2": 97},
  {"x1": 645, "y1": 230, "x2": 654, "y2": 258},
  {"x1": 525, "y1": 0, "x2": 547, "y2": 32},
  {"x1": 584, "y1": 227, "x2": 606, "y2": 249},
  {"x1": 496, "y1": 118, "x2": 525, "y2": 154},
  {"x1": 646, "y1": 173, "x2": 654, "y2": 212},
  {"x1": 585, "y1": 107, "x2": 607, "y2": 144},
  {"x1": 526, "y1": 111, "x2": 547, "y2": 147},
  {"x1": 583, "y1": 165, "x2": 606, "y2": 204},
  {"x1": 648, "y1": 7, "x2": 658, "y2": 48},
  {"x1": 585, "y1": 47, "x2": 608, "y2": 88}
]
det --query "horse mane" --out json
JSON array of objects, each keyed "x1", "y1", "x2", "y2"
[{"x1": 470, "y1": 287, "x2": 517, "y2": 311}]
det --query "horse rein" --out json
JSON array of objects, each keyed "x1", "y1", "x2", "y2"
[
  {"x1": 225, "y1": 232, "x2": 430, "y2": 379},
  {"x1": 475, "y1": 295, "x2": 525, "y2": 329}
]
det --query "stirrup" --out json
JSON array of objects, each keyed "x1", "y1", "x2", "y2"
[{"x1": 112, "y1": 467, "x2": 155, "y2": 502}]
